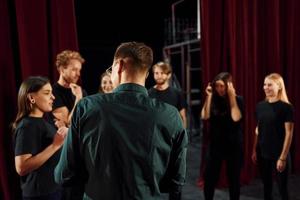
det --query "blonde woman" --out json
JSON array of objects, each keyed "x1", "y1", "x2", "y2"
[{"x1": 252, "y1": 73, "x2": 294, "y2": 200}]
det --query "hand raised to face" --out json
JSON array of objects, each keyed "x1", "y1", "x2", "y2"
[
  {"x1": 227, "y1": 82, "x2": 236, "y2": 97},
  {"x1": 69, "y1": 83, "x2": 83, "y2": 99},
  {"x1": 205, "y1": 83, "x2": 212, "y2": 96}
]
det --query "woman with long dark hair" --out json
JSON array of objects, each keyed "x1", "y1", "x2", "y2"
[
  {"x1": 201, "y1": 72, "x2": 244, "y2": 200},
  {"x1": 12, "y1": 76, "x2": 67, "y2": 200}
]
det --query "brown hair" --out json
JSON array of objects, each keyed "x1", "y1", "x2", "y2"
[
  {"x1": 211, "y1": 72, "x2": 232, "y2": 96},
  {"x1": 55, "y1": 50, "x2": 85, "y2": 69},
  {"x1": 210, "y1": 72, "x2": 233, "y2": 116},
  {"x1": 12, "y1": 76, "x2": 50, "y2": 131},
  {"x1": 152, "y1": 62, "x2": 172, "y2": 75},
  {"x1": 114, "y1": 42, "x2": 153, "y2": 72}
]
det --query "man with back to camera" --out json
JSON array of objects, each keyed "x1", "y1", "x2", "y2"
[
  {"x1": 54, "y1": 42, "x2": 188, "y2": 200},
  {"x1": 148, "y1": 62, "x2": 188, "y2": 128}
]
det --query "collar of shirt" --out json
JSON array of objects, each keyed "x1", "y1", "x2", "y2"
[{"x1": 113, "y1": 83, "x2": 148, "y2": 96}]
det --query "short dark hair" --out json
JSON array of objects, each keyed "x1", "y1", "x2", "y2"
[{"x1": 114, "y1": 42, "x2": 153, "y2": 72}]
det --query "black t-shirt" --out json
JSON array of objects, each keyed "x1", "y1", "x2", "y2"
[
  {"x1": 148, "y1": 87, "x2": 187, "y2": 111},
  {"x1": 14, "y1": 116, "x2": 60, "y2": 197},
  {"x1": 48, "y1": 83, "x2": 87, "y2": 126},
  {"x1": 209, "y1": 95, "x2": 244, "y2": 150},
  {"x1": 256, "y1": 100, "x2": 294, "y2": 159},
  {"x1": 52, "y1": 82, "x2": 87, "y2": 112}
]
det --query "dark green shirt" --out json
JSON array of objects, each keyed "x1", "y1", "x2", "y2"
[{"x1": 55, "y1": 83, "x2": 188, "y2": 200}]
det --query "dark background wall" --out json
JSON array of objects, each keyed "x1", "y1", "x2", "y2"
[{"x1": 74, "y1": 0, "x2": 198, "y2": 94}]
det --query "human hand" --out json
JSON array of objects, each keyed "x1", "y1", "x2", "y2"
[
  {"x1": 227, "y1": 82, "x2": 236, "y2": 97},
  {"x1": 54, "y1": 119, "x2": 66, "y2": 128},
  {"x1": 251, "y1": 151, "x2": 257, "y2": 164},
  {"x1": 70, "y1": 83, "x2": 83, "y2": 99},
  {"x1": 52, "y1": 133, "x2": 65, "y2": 150},
  {"x1": 276, "y1": 159, "x2": 286, "y2": 172},
  {"x1": 57, "y1": 126, "x2": 68, "y2": 138},
  {"x1": 205, "y1": 83, "x2": 212, "y2": 96}
]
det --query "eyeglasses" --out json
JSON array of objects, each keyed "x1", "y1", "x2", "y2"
[
  {"x1": 106, "y1": 66, "x2": 112, "y2": 75},
  {"x1": 106, "y1": 59, "x2": 121, "y2": 75}
]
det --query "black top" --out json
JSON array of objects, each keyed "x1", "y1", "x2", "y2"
[
  {"x1": 47, "y1": 82, "x2": 88, "y2": 127},
  {"x1": 52, "y1": 82, "x2": 87, "y2": 112},
  {"x1": 14, "y1": 116, "x2": 60, "y2": 197},
  {"x1": 256, "y1": 100, "x2": 294, "y2": 159},
  {"x1": 209, "y1": 95, "x2": 244, "y2": 151},
  {"x1": 148, "y1": 87, "x2": 187, "y2": 111},
  {"x1": 55, "y1": 83, "x2": 188, "y2": 200}
]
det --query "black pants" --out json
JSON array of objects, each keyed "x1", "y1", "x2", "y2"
[
  {"x1": 23, "y1": 190, "x2": 62, "y2": 200},
  {"x1": 204, "y1": 149, "x2": 241, "y2": 200},
  {"x1": 258, "y1": 156, "x2": 289, "y2": 200},
  {"x1": 61, "y1": 185, "x2": 84, "y2": 200}
]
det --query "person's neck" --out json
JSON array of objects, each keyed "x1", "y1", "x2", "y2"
[
  {"x1": 154, "y1": 83, "x2": 169, "y2": 91},
  {"x1": 57, "y1": 76, "x2": 70, "y2": 88},
  {"x1": 121, "y1": 79, "x2": 145, "y2": 87},
  {"x1": 29, "y1": 110, "x2": 43, "y2": 118},
  {"x1": 118, "y1": 71, "x2": 147, "y2": 87},
  {"x1": 268, "y1": 96, "x2": 279, "y2": 103}
]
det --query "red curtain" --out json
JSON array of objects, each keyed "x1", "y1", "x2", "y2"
[
  {"x1": 0, "y1": 0, "x2": 78, "y2": 199},
  {"x1": 0, "y1": 1, "x2": 18, "y2": 199},
  {"x1": 14, "y1": 0, "x2": 79, "y2": 80},
  {"x1": 199, "y1": 0, "x2": 300, "y2": 187}
]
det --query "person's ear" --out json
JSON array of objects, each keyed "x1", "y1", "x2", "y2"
[
  {"x1": 117, "y1": 59, "x2": 124, "y2": 74},
  {"x1": 27, "y1": 94, "x2": 35, "y2": 104},
  {"x1": 277, "y1": 83, "x2": 282, "y2": 90},
  {"x1": 167, "y1": 73, "x2": 172, "y2": 79},
  {"x1": 58, "y1": 66, "x2": 64, "y2": 74}
]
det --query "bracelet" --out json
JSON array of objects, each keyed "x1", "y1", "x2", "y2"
[{"x1": 279, "y1": 158, "x2": 286, "y2": 162}]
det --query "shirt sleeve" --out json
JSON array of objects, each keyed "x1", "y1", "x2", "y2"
[
  {"x1": 54, "y1": 101, "x2": 87, "y2": 186},
  {"x1": 170, "y1": 129, "x2": 188, "y2": 199},
  {"x1": 178, "y1": 90, "x2": 188, "y2": 111},
  {"x1": 14, "y1": 125, "x2": 39, "y2": 156},
  {"x1": 284, "y1": 104, "x2": 294, "y2": 122},
  {"x1": 159, "y1": 112, "x2": 188, "y2": 199}
]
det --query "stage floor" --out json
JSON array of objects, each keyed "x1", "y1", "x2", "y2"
[{"x1": 162, "y1": 134, "x2": 300, "y2": 200}]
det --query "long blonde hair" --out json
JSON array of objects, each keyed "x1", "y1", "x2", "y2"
[{"x1": 265, "y1": 73, "x2": 290, "y2": 104}]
